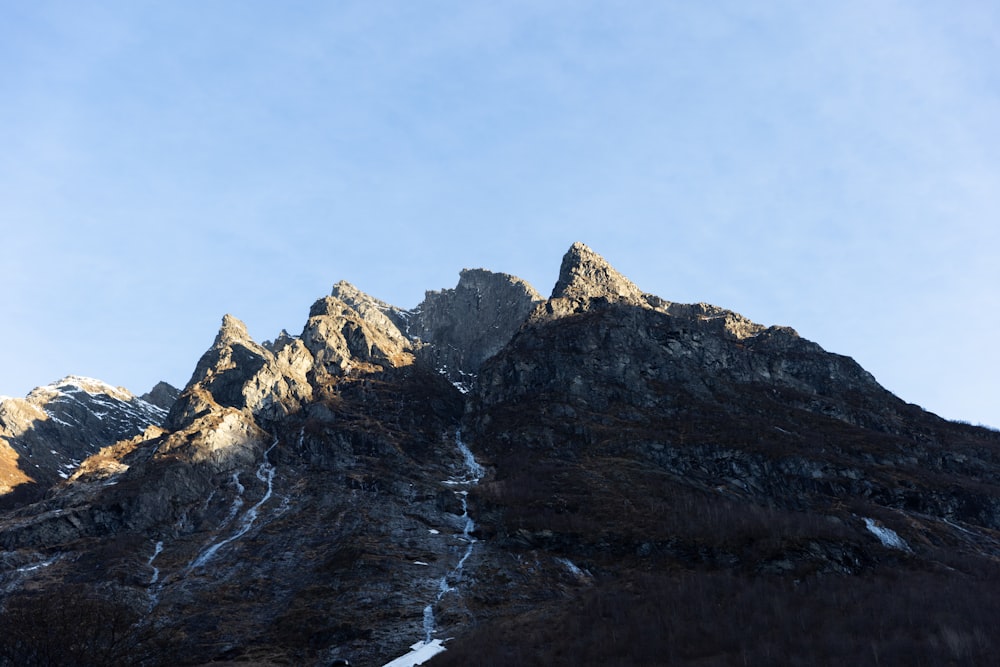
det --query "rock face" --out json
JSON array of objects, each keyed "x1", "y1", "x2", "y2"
[
  {"x1": 405, "y1": 268, "x2": 543, "y2": 386},
  {"x1": 1, "y1": 243, "x2": 998, "y2": 667},
  {"x1": 545, "y1": 240, "x2": 648, "y2": 314},
  {"x1": 0, "y1": 376, "x2": 174, "y2": 504},
  {"x1": 141, "y1": 382, "x2": 182, "y2": 411}
]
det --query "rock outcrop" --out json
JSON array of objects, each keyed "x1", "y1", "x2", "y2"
[
  {"x1": 406, "y1": 268, "x2": 543, "y2": 386},
  {"x1": 141, "y1": 381, "x2": 181, "y2": 412},
  {"x1": 545, "y1": 241, "x2": 648, "y2": 315}
]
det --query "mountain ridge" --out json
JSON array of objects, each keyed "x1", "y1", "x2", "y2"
[
  {"x1": 0, "y1": 376, "x2": 176, "y2": 506},
  {"x1": 1, "y1": 243, "x2": 997, "y2": 666}
]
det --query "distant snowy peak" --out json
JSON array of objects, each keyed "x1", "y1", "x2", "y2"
[
  {"x1": 22, "y1": 375, "x2": 170, "y2": 426},
  {"x1": 28, "y1": 375, "x2": 135, "y2": 402},
  {"x1": 0, "y1": 375, "x2": 178, "y2": 503}
]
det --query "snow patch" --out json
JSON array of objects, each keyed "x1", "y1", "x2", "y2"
[
  {"x1": 382, "y1": 639, "x2": 447, "y2": 667},
  {"x1": 148, "y1": 540, "x2": 164, "y2": 585},
  {"x1": 16, "y1": 555, "x2": 59, "y2": 573},
  {"x1": 864, "y1": 518, "x2": 910, "y2": 551},
  {"x1": 557, "y1": 557, "x2": 589, "y2": 579}
]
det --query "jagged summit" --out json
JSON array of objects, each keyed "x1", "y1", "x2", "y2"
[
  {"x1": 328, "y1": 281, "x2": 413, "y2": 353},
  {"x1": 214, "y1": 313, "x2": 253, "y2": 346},
  {"x1": 330, "y1": 279, "x2": 394, "y2": 308},
  {"x1": 550, "y1": 241, "x2": 647, "y2": 305},
  {"x1": 3, "y1": 243, "x2": 999, "y2": 666},
  {"x1": 140, "y1": 381, "x2": 182, "y2": 412},
  {"x1": 460, "y1": 267, "x2": 542, "y2": 302},
  {"x1": 536, "y1": 242, "x2": 654, "y2": 321}
]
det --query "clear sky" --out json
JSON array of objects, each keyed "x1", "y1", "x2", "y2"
[{"x1": 2, "y1": 1, "x2": 998, "y2": 428}]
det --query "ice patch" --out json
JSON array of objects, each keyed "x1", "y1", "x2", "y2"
[
  {"x1": 382, "y1": 639, "x2": 447, "y2": 667},
  {"x1": 421, "y1": 431, "x2": 484, "y2": 643},
  {"x1": 189, "y1": 437, "x2": 278, "y2": 569},
  {"x1": 557, "y1": 557, "x2": 589, "y2": 579},
  {"x1": 148, "y1": 540, "x2": 164, "y2": 585},
  {"x1": 455, "y1": 434, "x2": 485, "y2": 481},
  {"x1": 864, "y1": 518, "x2": 910, "y2": 551}
]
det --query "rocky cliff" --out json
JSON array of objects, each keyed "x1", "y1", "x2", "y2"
[
  {"x1": 1, "y1": 244, "x2": 997, "y2": 667},
  {"x1": 404, "y1": 268, "x2": 542, "y2": 388}
]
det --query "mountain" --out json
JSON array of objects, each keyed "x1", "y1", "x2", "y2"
[
  {"x1": 0, "y1": 376, "x2": 177, "y2": 507},
  {"x1": 1, "y1": 243, "x2": 998, "y2": 666}
]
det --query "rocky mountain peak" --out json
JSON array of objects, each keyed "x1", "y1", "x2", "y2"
[
  {"x1": 302, "y1": 294, "x2": 414, "y2": 375},
  {"x1": 140, "y1": 381, "x2": 181, "y2": 412},
  {"x1": 0, "y1": 376, "x2": 171, "y2": 503},
  {"x1": 329, "y1": 281, "x2": 413, "y2": 353},
  {"x1": 216, "y1": 313, "x2": 252, "y2": 346},
  {"x1": 552, "y1": 242, "x2": 645, "y2": 301},
  {"x1": 458, "y1": 268, "x2": 542, "y2": 301},
  {"x1": 168, "y1": 313, "x2": 306, "y2": 431},
  {"x1": 330, "y1": 279, "x2": 378, "y2": 307},
  {"x1": 545, "y1": 242, "x2": 648, "y2": 316}
]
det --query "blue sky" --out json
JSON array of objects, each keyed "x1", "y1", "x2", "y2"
[{"x1": 2, "y1": 1, "x2": 998, "y2": 427}]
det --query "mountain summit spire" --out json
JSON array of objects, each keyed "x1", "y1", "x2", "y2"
[
  {"x1": 547, "y1": 242, "x2": 647, "y2": 314},
  {"x1": 551, "y1": 242, "x2": 646, "y2": 302}
]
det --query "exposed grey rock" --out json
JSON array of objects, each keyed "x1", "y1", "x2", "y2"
[
  {"x1": 141, "y1": 381, "x2": 181, "y2": 412},
  {"x1": 330, "y1": 280, "x2": 414, "y2": 353},
  {"x1": 302, "y1": 295, "x2": 414, "y2": 383},
  {"x1": 406, "y1": 268, "x2": 543, "y2": 386},
  {"x1": 550, "y1": 241, "x2": 647, "y2": 307},
  {"x1": 480, "y1": 282, "x2": 899, "y2": 437},
  {"x1": 534, "y1": 240, "x2": 657, "y2": 321},
  {"x1": 167, "y1": 314, "x2": 315, "y2": 430}
]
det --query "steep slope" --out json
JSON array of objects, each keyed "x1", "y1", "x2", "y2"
[
  {"x1": 0, "y1": 243, "x2": 997, "y2": 667},
  {"x1": 0, "y1": 285, "x2": 471, "y2": 666},
  {"x1": 0, "y1": 376, "x2": 176, "y2": 506},
  {"x1": 439, "y1": 244, "x2": 1000, "y2": 665}
]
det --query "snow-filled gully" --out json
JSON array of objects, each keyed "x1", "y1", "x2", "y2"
[
  {"x1": 188, "y1": 436, "x2": 279, "y2": 571},
  {"x1": 383, "y1": 432, "x2": 484, "y2": 667},
  {"x1": 147, "y1": 540, "x2": 164, "y2": 585},
  {"x1": 144, "y1": 435, "x2": 285, "y2": 609}
]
